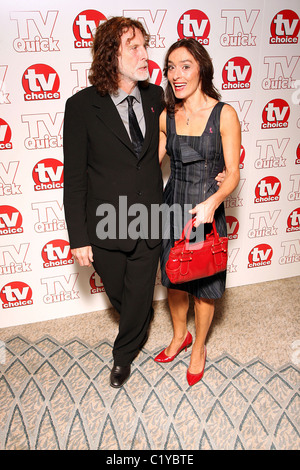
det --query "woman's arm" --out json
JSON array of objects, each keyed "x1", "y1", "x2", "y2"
[
  {"x1": 159, "y1": 109, "x2": 167, "y2": 164},
  {"x1": 190, "y1": 104, "x2": 241, "y2": 226}
]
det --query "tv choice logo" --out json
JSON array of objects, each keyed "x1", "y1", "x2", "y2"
[
  {"x1": 22, "y1": 64, "x2": 60, "y2": 101},
  {"x1": 178, "y1": 10, "x2": 210, "y2": 44},
  {"x1": 226, "y1": 215, "x2": 239, "y2": 240},
  {"x1": 10, "y1": 10, "x2": 60, "y2": 53},
  {"x1": 222, "y1": 57, "x2": 252, "y2": 90},
  {"x1": 0, "y1": 119, "x2": 12, "y2": 150},
  {"x1": 220, "y1": 9, "x2": 260, "y2": 47},
  {"x1": 287, "y1": 208, "x2": 300, "y2": 233},
  {"x1": 254, "y1": 176, "x2": 281, "y2": 204},
  {"x1": 261, "y1": 99, "x2": 290, "y2": 130},
  {"x1": 0, "y1": 281, "x2": 33, "y2": 309},
  {"x1": 148, "y1": 60, "x2": 162, "y2": 86},
  {"x1": 0, "y1": 205, "x2": 23, "y2": 236},
  {"x1": 32, "y1": 158, "x2": 63, "y2": 191},
  {"x1": 42, "y1": 239, "x2": 73, "y2": 268},
  {"x1": 296, "y1": 144, "x2": 300, "y2": 165},
  {"x1": 248, "y1": 244, "x2": 273, "y2": 268},
  {"x1": 270, "y1": 10, "x2": 300, "y2": 44},
  {"x1": 239, "y1": 145, "x2": 245, "y2": 169},
  {"x1": 73, "y1": 10, "x2": 107, "y2": 48},
  {"x1": 90, "y1": 271, "x2": 105, "y2": 294}
]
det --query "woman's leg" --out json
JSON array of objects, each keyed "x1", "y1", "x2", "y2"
[
  {"x1": 188, "y1": 297, "x2": 214, "y2": 373},
  {"x1": 163, "y1": 288, "x2": 190, "y2": 356}
]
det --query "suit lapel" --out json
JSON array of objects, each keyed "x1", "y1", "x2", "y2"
[
  {"x1": 92, "y1": 92, "x2": 133, "y2": 153},
  {"x1": 92, "y1": 85, "x2": 156, "y2": 159},
  {"x1": 139, "y1": 86, "x2": 155, "y2": 160}
]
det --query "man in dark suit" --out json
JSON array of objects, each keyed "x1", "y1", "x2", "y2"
[{"x1": 63, "y1": 17, "x2": 164, "y2": 387}]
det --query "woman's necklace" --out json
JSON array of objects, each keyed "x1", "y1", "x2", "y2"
[{"x1": 182, "y1": 97, "x2": 208, "y2": 126}]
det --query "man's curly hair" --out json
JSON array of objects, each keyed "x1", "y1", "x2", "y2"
[{"x1": 89, "y1": 17, "x2": 150, "y2": 96}]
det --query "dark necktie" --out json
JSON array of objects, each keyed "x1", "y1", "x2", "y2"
[{"x1": 126, "y1": 95, "x2": 144, "y2": 157}]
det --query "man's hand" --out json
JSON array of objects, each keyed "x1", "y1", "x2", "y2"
[
  {"x1": 215, "y1": 169, "x2": 226, "y2": 187},
  {"x1": 71, "y1": 246, "x2": 94, "y2": 267}
]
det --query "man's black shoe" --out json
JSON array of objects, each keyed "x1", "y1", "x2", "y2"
[{"x1": 110, "y1": 365, "x2": 131, "y2": 388}]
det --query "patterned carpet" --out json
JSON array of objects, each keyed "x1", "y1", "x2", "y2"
[{"x1": 1, "y1": 335, "x2": 299, "y2": 450}]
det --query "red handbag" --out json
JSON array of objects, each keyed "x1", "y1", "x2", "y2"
[{"x1": 165, "y1": 219, "x2": 228, "y2": 284}]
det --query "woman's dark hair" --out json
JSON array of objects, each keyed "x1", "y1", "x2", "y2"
[
  {"x1": 89, "y1": 17, "x2": 150, "y2": 96},
  {"x1": 163, "y1": 38, "x2": 221, "y2": 114}
]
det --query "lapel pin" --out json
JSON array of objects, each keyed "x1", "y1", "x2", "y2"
[{"x1": 151, "y1": 107, "x2": 154, "y2": 113}]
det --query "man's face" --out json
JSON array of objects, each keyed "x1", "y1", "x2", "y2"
[{"x1": 118, "y1": 28, "x2": 149, "y2": 91}]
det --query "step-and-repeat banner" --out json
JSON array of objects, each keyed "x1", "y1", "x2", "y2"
[{"x1": 0, "y1": 0, "x2": 299, "y2": 327}]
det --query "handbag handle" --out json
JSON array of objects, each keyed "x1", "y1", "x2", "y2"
[{"x1": 180, "y1": 218, "x2": 219, "y2": 246}]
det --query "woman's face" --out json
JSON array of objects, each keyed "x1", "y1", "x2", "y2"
[{"x1": 167, "y1": 47, "x2": 201, "y2": 100}]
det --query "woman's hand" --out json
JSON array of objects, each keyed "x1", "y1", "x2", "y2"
[
  {"x1": 188, "y1": 197, "x2": 217, "y2": 227},
  {"x1": 215, "y1": 169, "x2": 226, "y2": 186}
]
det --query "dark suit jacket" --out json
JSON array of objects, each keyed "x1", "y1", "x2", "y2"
[{"x1": 63, "y1": 83, "x2": 164, "y2": 251}]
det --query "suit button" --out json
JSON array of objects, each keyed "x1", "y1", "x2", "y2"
[
  {"x1": 137, "y1": 191, "x2": 142, "y2": 196},
  {"x1": 136, "y1": 164, "x2": 141, "y2": 170}
]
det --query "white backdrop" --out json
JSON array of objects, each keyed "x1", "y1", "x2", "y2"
[{"x1": 0, "y1": 0, "x2": 299, "y2": 328}]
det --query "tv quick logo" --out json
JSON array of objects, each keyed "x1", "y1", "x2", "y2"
[
  {"x1": 279, "y1": 239, "x2": 300, "y2": 265},
  {"x1": 255, "y1": 138, "x2": 289, "y2": 169},
  {"x1": 0, "y1": 281, "x2": 33, "y2": 309},
  {"x1": 32, "y1": 158, "x2": 63, "y2": 191},
  {"x1": 254, "y1": 176, "x2": 281, "y2": 204},
  {"x1": 90, "y1": 271, "x2": 105, "y2": 294},
  {"x1": 73, "y1": 10, "x2": 107, "y2": 48},
  {"x1": 287, "y1": 208, "x2": 300, "y2": 233},
  {"x1": 240, "y1": 145, "x2": 245, "y2": 169},
  {"x1": 262, "y1": 56, "x2": 299, "y2": 91},
  {"x1": 21, "y1": 112, "x2": 63, "y2": 150},
  {"x1": 227, "y1": 100, "x2": 252, "y2": 132},
  {"x1": 10, "y1": 10, "x2": 59, "y2": 52},
  {"x1": 225, "y1": 178, "x2": 245, "y2": 209},
  {"x1": 22, "y1": 64, "x2": 60, "y2": 101},
  {"x1": 0, "y1": 66, "x2": 10, "y2": 105},
  {"x1": 0, "y1": 205, "x2": 23, "y2": 236},
  {"x1": 288, "y1": 174, "x2": 300, "y2": 202},
  {"x1": 41, "y1": 274, "x2": 79, "y2": 304},
  {"x1": 227, "y1": 247, "x2": 239, "y2": 273},
  {"x1": 0, "y1": 161, "x2": 21, "y2": 197},
  {"x1": 248, "y1": 244, "x2": 273, "y2": 268},
  {"x1": 123, "y1": 9, "x2": 166, "y2": 48},
  {"x1": 148, "y1": 60, "x2": 162, "y2": 86},
  {"x1": 0, "y1": 119, "x2": 13, "y2": 150},
  {"x1": 177, "y1": 10, "x2": 210, "y2": 44},
  {"x1": 270, "y1": 10, "x2": 300, "y2": 44},
  {"x1": 220, "y1": 9, "x2": 260, "y2": 47},
  {"x1": 42, "y1": 239, "x2": 73, "y2": 268},
  {"x1": 31, "y1": 200, "x2": 66, "y2": 233},
  {"x1": 222, "y1": 57, "x2": 252, "y2": 90},
  {"x1": 71, "y1": 62, "x2": 91, "y2": 94},
  {"x1": 0, "y1": 243, "x2": 31, "y2": 275},
  {"x1": 226, "y1": 215, "x2": 239, "y2": 240},
  {"x1": 248, "y1": 210, "x2": 280, "y2": 238},
  {"x1": 261, "y1": 99, "x2": 290, "y2": 129}
]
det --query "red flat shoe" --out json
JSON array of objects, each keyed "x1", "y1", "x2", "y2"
[
  {"x1": 154, "y1": 331, "x2": 193, "y2": 363},
  {"x1": 186, "y1": 346, "x2": 207, "y2": 386}
]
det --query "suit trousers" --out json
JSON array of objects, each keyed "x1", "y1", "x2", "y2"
[{"x1": 91, "y1": 239, "x2": 161, "y2": 366}]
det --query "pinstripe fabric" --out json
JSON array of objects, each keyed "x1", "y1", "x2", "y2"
[{"x1": 160, "y1": 102, "x2": 227, "y2": 299}]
